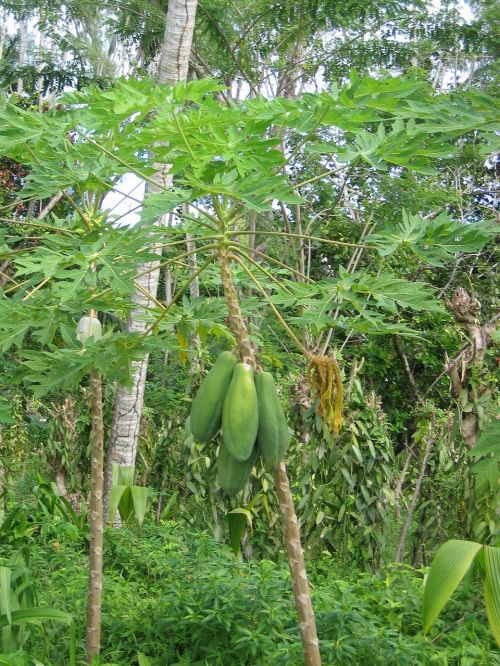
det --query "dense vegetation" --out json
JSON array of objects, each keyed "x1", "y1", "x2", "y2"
[{"x1": 0, "y1": 1, "x2": 498, "y2": 664}]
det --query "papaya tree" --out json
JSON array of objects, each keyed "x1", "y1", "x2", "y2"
[{"x1": 0, "y1": 73, "x2": 497, "y2": 663}]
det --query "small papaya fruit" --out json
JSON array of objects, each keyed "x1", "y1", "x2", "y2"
[
  {"x1": 217, "y1": 441, "x2": 258, "y2": 496},
  {"x1": 76, "y1": 316, "x2": 102, "y2": 343},
  {"x1": 222, "y1": 362, "x2": 259, "y2": 461},
  {"x1": 190, "y1": 351, "x2": 237, "y2": 442},
  {"x1": 255, "y1": 371, "x2": 290, "y2": 469}
]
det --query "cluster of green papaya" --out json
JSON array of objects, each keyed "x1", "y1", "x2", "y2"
[{"x1": 190, "y1": 351, "x2": 290, "y2": 495}]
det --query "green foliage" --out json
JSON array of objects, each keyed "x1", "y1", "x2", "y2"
[
  {"x1": 467, "y1": 418, "x2": 500, "y2": 545},
  {"x1": 298, "y1": 378, "x2": 395, "y2": 568},
  {"x1": 0, "y1": 480, "x2": 88, "y2": 547},
  {"x1": 0, "y1": 550, "x2": 75, "y2": 663},
  {"x1": 4, "y1": 525, "x2": 497, "y2": 665},
  {"x1": 424, "y1": 540, "x2": 500, "y2": 648},
  {"x1": 108, "y1": 465, "x2": 150, "y2": 527},
  {"x1": 368, "y1": 210, "x2": 498, "y2": 267}
]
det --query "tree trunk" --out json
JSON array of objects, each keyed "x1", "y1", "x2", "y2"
[
  {"x1": 447, "y1": 288, "x2": 495, "y2": 448},
  {"x1": 104, "y1": 0, "x2": 198, "y2": 511},
  {"x1": 395, "y1": 432, "x2": 435, "y2": 563},
  {"x1": 17, "y1": 19, "x2": 27, "y2": 95},
  {"x1": 219, "y1": 248, "x2": 321, "y2": 666},
  {"x1": 85, "y1": 371, "x2": 105, "y2": 661},
  {"x1": 157, "y1": 0, "x2": 198, "y2": 85},
  {"x1": 273, "y1": 463, "x2": 321, "y2": 665}
]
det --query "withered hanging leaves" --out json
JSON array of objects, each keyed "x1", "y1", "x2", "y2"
[{"x1": 307, "y1": 355, "x2": 343, "y2": 436}]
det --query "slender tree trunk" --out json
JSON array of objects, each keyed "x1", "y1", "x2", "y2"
[
  {"x1": 447, "y1": 288, "x2": 494, "y2": 448},
  {"x1": 219, "y1": 247, "x2": 321, "y2": 666},
  {"x1": 395, "y1": 432, "x2": 435, "y2": 563},
  {"x1": 17, "y1": 19, "x2": 27, "y2": 95},
  {"x1": 0, "y1": 13, "x2": 6, "y2": 62},
  {"x1": 157, "y1": 0, "x2": 198, "y2": 85},
  {"x1": 105, "y1": 0, "x2": 198, "y2": 511},
  {"x1": 86, "y1": 371, "x2": 105, "y2": 661}
]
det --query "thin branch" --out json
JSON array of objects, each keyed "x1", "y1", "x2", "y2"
[
  {"x1": 294, "y1": 163, "x2": 352, "y2": 189},
  {"x1": 38, "y1": 191, "x2": 64, "y2": 219}
]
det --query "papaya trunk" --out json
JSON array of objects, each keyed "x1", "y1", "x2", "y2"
[
  {"x1": 274, "y1": 462, "x2": 321, "y2": 666},
  {"x1": 219, "y1": 248, "x2": 321, "y2": 666},
  {"x1": 86, "y1": 370, "x2": 105, "y2": 661}
]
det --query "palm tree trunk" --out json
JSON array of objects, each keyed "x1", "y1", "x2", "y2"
[
  {"x1": 104, "y1": 0, "x2": 198, "y2": 511},
  {"x1": 17, "y1": 19, "x2": 27, "y2": 95}
]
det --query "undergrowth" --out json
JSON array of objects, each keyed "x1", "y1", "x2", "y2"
[{"x1": 1, "y1": 523, "x2": 497, "y2": 665}]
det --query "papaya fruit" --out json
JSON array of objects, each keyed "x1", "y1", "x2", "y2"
[
  {"x1": 222, "y1": 362, "x2": 259, "y2": 461},
  {"x1": 76, "y1": 316, "x2": 102, "y2": 343},
  {"x1": 255, "y1": 371, "x2": 291, "y2": 469},
  {"x1": 190, "y1": 351, "x2": 237, "y2": 442},
  {"x1": 217, "y1": 441, "x2": 258, "y2": 496}
]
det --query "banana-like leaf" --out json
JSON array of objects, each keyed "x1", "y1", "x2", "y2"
[
  {"x1": 119, "y1": 466, "x2": 135, "y2": 486},
  {"x1": 228, "y1": 508, "x2": 252, "y2": 556},
  {"x1": 160, "y1": 491, "x2": 179, "y2": 521},
  {"x1": 118, "y1": 487, "x2": 134, "y2": 524},
  {"x1": 108, "y1": 485, "x2": 128, "y2": 523},
  {"x1": 423, "y1": 539, "x2": 483, "y2": 633},
  {"x1": 111, "y1": 462, "x2": 121, "y2": 486},
  {"x1": 0, "y1": 608, "x2": 75, "y2": 666},
  {"x1": 0, "y1": 568, "x2": 12, "y2": 623},
  {"x1": 0, "y1": 607, "x2": 73, "y2": 628},
  {"x1": 484, "y1": 546, "x2": 500, "y2": 647},
  {"x1": 130, "y1": 487, "x2": 149, "y2": 527}
]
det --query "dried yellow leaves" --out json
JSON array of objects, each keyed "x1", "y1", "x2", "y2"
[{"x1": 307, "y1": 355, "x2": 343, "y2": 436}]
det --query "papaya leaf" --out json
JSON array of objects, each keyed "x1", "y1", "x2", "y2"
[{"x1": 368, "y1": 210, "x2": 497, "y2": 266}]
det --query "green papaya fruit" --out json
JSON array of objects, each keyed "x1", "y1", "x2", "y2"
[
  {"x1": 255, "y1": 371, "x2": 291, "y2": 469},
  {"x1": 190, "y1": 351, "x2": 237, "y2": 442},
  {"x1": 222, "y1": 362, "x2": 259, "y2": 461},
  {"x1": 217, "y1": 441, "x2": 258, "y2": 496}
]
